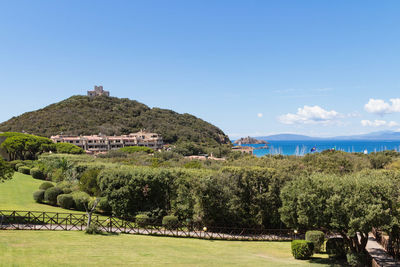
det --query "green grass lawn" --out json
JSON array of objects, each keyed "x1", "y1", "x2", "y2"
[
  {"x1": 0, "y1": 172, "x2": 69, "y2": 213},
  {"x1": 0, "y1": 231, "x2": 336, "y2": 267},
  {"x1": 0, "y1": 173, "x2": 339, "y2": 266}
]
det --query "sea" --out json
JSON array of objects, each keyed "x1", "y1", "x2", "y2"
[{"x1": 235, "y1": 140, "x2": 400, "y2": 157}]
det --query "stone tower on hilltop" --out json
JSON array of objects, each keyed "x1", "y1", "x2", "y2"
[{"x1": 87, "y1": 85, "x2": 110, "y2": 97}]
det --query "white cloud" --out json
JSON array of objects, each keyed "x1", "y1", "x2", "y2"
[
  {"x1": 361, "y1": 119, "x2": 399, "y2": 127},
  {"x1": 257, "y1": 113, "x2": 263, "y2": 118},
  {"x1": 364, "y1": 98, "x2": 400, "y2": 115},
  {"x1": 278, "y1": 105, "x2": 341, "y2": 125}
]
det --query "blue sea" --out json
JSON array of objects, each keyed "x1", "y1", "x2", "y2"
[{"x1": 236, "y1": 140, "x2": 400, "y2": 157}]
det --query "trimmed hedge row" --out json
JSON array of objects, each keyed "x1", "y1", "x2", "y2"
[
  {"x1": 291, "y1": 240, "x2": 314, "y2": 260},
  {"x1": 305, "y1": 230, "x2": 325, "y2": 253}
]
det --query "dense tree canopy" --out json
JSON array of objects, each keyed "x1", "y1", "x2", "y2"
[{"x1": 0, "y1": 158, "x2": 14, "y2": 182}]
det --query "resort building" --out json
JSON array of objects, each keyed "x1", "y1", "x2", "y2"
[
  {"x1": 87, "y1": 85, "x2": 110, "y2": 97},
  {"x1": 50, "y1": 131, "x2": 163, "y2": 153}
]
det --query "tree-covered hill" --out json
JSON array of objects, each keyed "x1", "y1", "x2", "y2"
[{"x1": 0, "y1": 95, "x2": 230, "y2": 145}]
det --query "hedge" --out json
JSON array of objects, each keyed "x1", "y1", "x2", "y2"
[
  {"x1": 57, "y1": 194, "x2": 75, "y2": 209},
  {"x1": 326, "y1": 237, "x2": 346, "y2": 259},
  {"x1": 39, "y1": 181, "x2": 54, "y2": 191},
  {"x1": 305, "y1": 230, "x2": 325, "y2": 253},
  {"x1": 97, "y1": 197, "x2": 112, "y2": 214},
  {"x1": 30, "y1": 167, "x2": 45, "y2": 180},
  {"x1": 17, "y1": 166, "x2": 30, "y2": 175},
  {"x1": 44, "y1": 187, "x2": 63, "y2": 205},
  {"x1": 136, "y1": 214, "x2": 150, "y2": 227},
  {"x1": 291, "y1": 240, "x2": 314, "y2": 260},
  {"x1": 33, "y1": 190, "x2": 45, "y2": 203},
  {"x1": 72, "y1": 191, "x2": 90, "y2": 211},
  {"x1": 162, "y1": 215, "x2": 179, "y2": 230}
]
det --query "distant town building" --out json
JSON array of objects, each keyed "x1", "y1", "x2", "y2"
[
  {"x1": 87, "y1": 85, "x2": 110, "y2": 97},
  {"x1": 50, "y1": 130, "x2": 163, "y2": 153}
]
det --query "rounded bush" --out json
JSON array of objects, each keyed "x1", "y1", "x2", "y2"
[
  {"x1": 291, "y1": 240, "x2": 314, "y2": 260},
  {"x1": 57, "y1": 194, "x2": 75, "y2": 209},
  {"x1": 162, "y1": 215, "x2": 179, "y2": 230},
  {"x1": 72, "y1": 191, "x2": 90, "y2": 211},
  {"x1": 10, "y1": 160, "x2": 23, "y2": 171},
  {"x1": 39, "y1": 181, "x2": 54, "y2": 191},
  {"x1": 85, "y1": 223, "x2": 102, "y2": 235},
  {"x1": 305, "y1": 230, "x2": 325, "y2": 253},
  {"x1": 97, "y1": 197, "x2": 112, "y2": 214},
  {"x1": 136, "y1": 214, "x2": 150, "y2": 227},
  {"x1": 326, "y1": 237, "x2": 346, "y2": 259},
  {"x1": 18, "y1": 166, "x2": 31, "y2": 175},
  {"x1": 30, "y1": 167, "x2": 45, "y2": 180},
  {"x1": 44, "y1": 187, "x2": 63, "y2": 205},
  {"x1": 33, "y1": 190, "x2": 45, "y2": 203},
  {"x1": 346, "y1": 252, "x2": 367, "y2": 267}
]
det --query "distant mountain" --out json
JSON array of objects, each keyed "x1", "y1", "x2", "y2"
[
  {"x1": 256, "y1": 131, "x2": 400, "y2": 141},
  {"x1": 0, "y1": 95, "x2": 230, "y2": 146},
  {"x1": 257, "y1": 134, "x2": 320, "y2": 141}
]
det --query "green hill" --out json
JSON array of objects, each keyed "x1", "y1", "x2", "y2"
[{"x1": 0, "y1": 95, "x2": 229, "y2": 146}]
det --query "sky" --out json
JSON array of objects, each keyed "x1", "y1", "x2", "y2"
[{"x1": 1, "y1": 1, "x2": 400, "y2": 138}]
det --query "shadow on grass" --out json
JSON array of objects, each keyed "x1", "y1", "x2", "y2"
[{"x1": 308, "y1": 257, "x2": 347, "y2": 267}]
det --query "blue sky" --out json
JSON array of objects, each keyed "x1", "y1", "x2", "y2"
[{"x1": 1, "y1": 1, "x2": 400, "y2": 138}]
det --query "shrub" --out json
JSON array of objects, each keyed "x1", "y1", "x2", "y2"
[
  {"x1": 33, "y1": 190, "x2": 45, "y2": 203},
  {"x1": 97, "y1": 197, "x2": 112, "y2": 214},
  {"x1": 346, "y1": 252, "x2": 367, "y2": 267},
  {"x1": 44, "y1": 187, "x2": 63, "y2": 205},
  {"x1": 55, "y1": 142, "x2": 84, "y2": 154},
  {"x1": 326, "y1": 237, "x2": 347, "y2": 259},
  {"x1": 10, "y1": 160, "x2": 23, "y2": 170},
  {"x1": 85, "y1": 223, "x2": 102, "y2": 235},
  {"x1": 39, "y1": 181, "x2": 54, "y2": 190},
  {"x1": 136, "y1": 214, "x2": 150, "y2": 227},
  {"x1": 162, "y1": 215, "x2": 179, "y2": 230},
  {"x1": 18, "y1": 166, "x2": 30, "y2": 174},
  {"x1": 291, "y1": 240, "x2": 314, "y2": 260},
  {"x1": 57, "y1": 194, "x2": 75, "y2": 209},
  {"x1": 72, "y1": 191, "x2": 90, "y2": 211},
  {"x1": 30, "y1": 167, "x2": 45, "y2": 180},
  {"x1": 57, "y1": 181, "x2": 75, "y2": 194},
  {"x1": 305, "y1": 230, "x2": 325, "y2": 253},
  {"x1": 119, "y1": 146, "x2": 153, "y2": 154}
]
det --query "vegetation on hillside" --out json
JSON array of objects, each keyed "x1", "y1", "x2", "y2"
[{"x1": 0, "y1": 95, "x2": 230, "y2": 147}]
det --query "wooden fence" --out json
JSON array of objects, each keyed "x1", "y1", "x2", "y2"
[{"x1": 0, "y1": 210, "x2": 296, "y2": 241}]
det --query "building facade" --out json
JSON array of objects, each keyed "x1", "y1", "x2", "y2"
[
  {"x1": 50, "y1": 131, "x2": 163, "y2": 153},
  {"x1": 87, "y1": 85, "x2": 110, "y2": 97}
]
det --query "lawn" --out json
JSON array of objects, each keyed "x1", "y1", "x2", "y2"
[
  {"x1": 0, "y1": 231, "x2": 336, "y2": 267},
  {"x1": 0, "y1": 173, "x2": 339, "y2": 266},
  {"x1": 0, "y1": 172, "x2": 69, "y2": 213}
]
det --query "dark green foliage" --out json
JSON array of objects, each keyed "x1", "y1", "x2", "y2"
[
  {"x1": 291, "y1": 240, "x2": 314, "y2": 259},
  {"x1": 183, "y1": 160, "x2": 202, "y2": 169},
  {"x1": 44, "y1": 187, "x2": 63, "y2": 205},
  {"x1": 346, "y1": 252, "x2": 367, "y2": 267},
  {"x1": 55, "y1": 143, "x2": 84, "y2": 154},
  {"x1": 0, "y1": 96, "x2": 230, "y2": 147},
  {"x1": 97, "y1": 197, "x2": 112, "y2": 214},
  {"x1": 85, "y1": 223, "x2": 102, "y2": 235},
  {"x1": 30, "y1": 167, "x2": 45, "y2": 180},
  {"x1": 162, "y1": 215, "x2": 179, "y2": 229},
  {"x1": 172, "y1": 142, "x2": 206, "y2": 156},
  {"x1": 33, "y1": 190, "x2": 45, "y2": 203},
  {"x1": 79, "y1": 169, "x2": 101, "y2": 196},
  {"x1": 119, "y1": 146, "x2": 153, "y2": 154},
  {"x1": 305, "y1": 230, "x2": 325, "y2": 253},
  {"x1": 0, "y1": 132, "x2": 53, "y2": 160},
  {"x1": 14, "y1": 162, "x2": 25, "y2": 171},
  {"x1": 17, "y1": 166, "x2": 30, "y2": 174},
  {"x1": 72, "y1": 191, "x2": 90, "y2": 211},
  {"x1": 57, "y1": 194, "x2": 75, "y2": 209},
  {"x1": 0, "y1": 158, "x2": 14, "y2": 182},
  {"x1": 39, "y1": 181, "x2": 54, "y2": 190},
  {"x1": 326, "y1": 238, "x2": 346, "y2": 259},
  {"x1": 369, "y1": 152, "x2": 394, "y2": 169},
  {"x1": 136, "y1": 214, "x2": 150, "y2": 227}
]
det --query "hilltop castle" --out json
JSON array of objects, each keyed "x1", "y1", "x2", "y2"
[{"x1": 87, "y1": 85, "x2": 110, "y2": 97}]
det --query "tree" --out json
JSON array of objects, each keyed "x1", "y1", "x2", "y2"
[
  {"x1": 279, "y1": 171, "x2": 396, "y2": 253},
  {"x1": 0, "y1": 158, "x2": 14, "y2": 182},
  {"x1": 0, "y1": 133, "x2": 53, "y2": 160}
]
